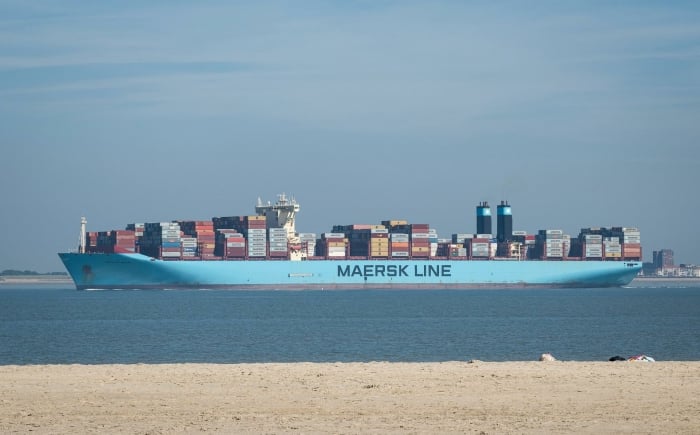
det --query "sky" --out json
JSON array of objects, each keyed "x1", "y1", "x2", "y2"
[{"x1": 1, "y1": 1, "x2": 699, "y2": 272}]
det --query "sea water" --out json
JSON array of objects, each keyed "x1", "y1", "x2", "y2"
[{"x1": 1, "y1": 283, "x2": 698, "y2": 364}]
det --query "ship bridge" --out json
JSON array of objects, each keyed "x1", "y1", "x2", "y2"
[{"x1": 255, "y1": 193, "x2": 300, "y2": 241}]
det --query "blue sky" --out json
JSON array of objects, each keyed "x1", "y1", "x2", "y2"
[{"x1": 1, "y1": 1, "x2": 699, "y2": 271}]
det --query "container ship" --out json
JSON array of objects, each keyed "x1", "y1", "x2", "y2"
[{"x1": 59, "y1": 194, "x2": 643, "y2": 290}]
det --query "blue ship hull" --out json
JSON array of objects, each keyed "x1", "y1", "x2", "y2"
[{"x1": 58, "y1": 253, "x2": 642, "y2": 290}]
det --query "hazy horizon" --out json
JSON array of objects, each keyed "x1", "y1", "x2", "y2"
[{"x1": 1, "y1": 1, "x2": 698, "y2": 272}]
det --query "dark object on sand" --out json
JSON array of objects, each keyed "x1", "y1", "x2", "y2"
[{"x1": 609, "y1": 355, "x2": 626, "y2": 361}]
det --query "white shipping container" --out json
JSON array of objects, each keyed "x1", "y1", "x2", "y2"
[
  {"x1": 452, "y1": 233, "x2": 473, "y2": 241},
  {"x1": 269, "y1": 247, "x2": 288, "y2": 252},
  {"x1": 411, "y1": 233, "x2": 430, "y2": 239},
  {"x1": 323, "y1": 233, "x2": 346, "y2": 239},
  {"x1": 391, "y1": 251, "x2": 409, "y2": 257},
  {"x1": 247, "y1": 228, "x2": 266, "y2": 234},
  {"x1": 371, "y1": 229, "x2": 389, "y2": 234},
  {"x1": 512, "y1": 231, "x2": 527, "y2": 236},
  {"x1": 476, "y1": 234, "x2": 492, "y2": 239},
  {"x1": 161, "y1": 251, "x2": 181, "y2": 257}
]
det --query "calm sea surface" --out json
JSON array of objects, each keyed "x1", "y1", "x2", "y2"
[{"x1": 1, "y1": 282, "x2": 698, "y2": 364}]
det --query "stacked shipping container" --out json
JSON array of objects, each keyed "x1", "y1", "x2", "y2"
[
  {"x1": 84, "y1": 209, "x2": 642, "y2": 262},
  {"x1": 180, "y1": 220, "x2": 215, "y2": 259},
  {"x1": 136, "y1": 222, "x2": 182, "y2": 259},
  {"x1": 244, "y1": 216, "x2": 267, "y2": 259},
  {"x1": 268, "y1": 227, "x2": 288, "y2": 258},
  {"x1": 86, "y1": 230, "x2": 136, "y2": 254},
  {"x1": 320, "y1": 233, "x2": 346, "y2": 258},
  {"x1": 536, "y1": 230, "x2": 565, "y2": 259}
]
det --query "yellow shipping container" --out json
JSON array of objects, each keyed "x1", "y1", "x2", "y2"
[
  {"x1": 328, "y1": 242, "x2": 346, "y2": 248},
  {"x1": 411, "y1": 247, "x2": 430, "y2": 253},
  {"x1": 371, "y1": 225, "x2": 387, "y2": 230},
  {"x1": 247, "y1": 215, "x2": 266, "y2": 221},
  {"x1": 384, "y1": 220, "x2": 408, "y2": 227}
]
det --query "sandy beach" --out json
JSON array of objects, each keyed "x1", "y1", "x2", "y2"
[{"x1": 1, "y1": 362, "x2": 698, "y2": 434}]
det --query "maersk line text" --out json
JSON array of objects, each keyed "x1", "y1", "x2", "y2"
[{"x1": 337, "y1": 264, "x2": 452, "y2": 278}]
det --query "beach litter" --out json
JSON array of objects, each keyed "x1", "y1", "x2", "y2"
[{"x1": 539, "y1": 353, "x2": 557, "y2": 362}]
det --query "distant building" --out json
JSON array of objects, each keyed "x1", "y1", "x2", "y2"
[
  {"x1": 644, "y1": 248, "x2": 699, "y2": 277},
  {"x1": 653, "y1": 249, "x2": 674, "y2": 270}
]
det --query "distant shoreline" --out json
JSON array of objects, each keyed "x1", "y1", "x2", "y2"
[
  {"x1": 632, "y1": 277, "x2": 700, "y2": 283},
  {"x1": 0, "y1": 275, "x2": 73, "y2": 285}
]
